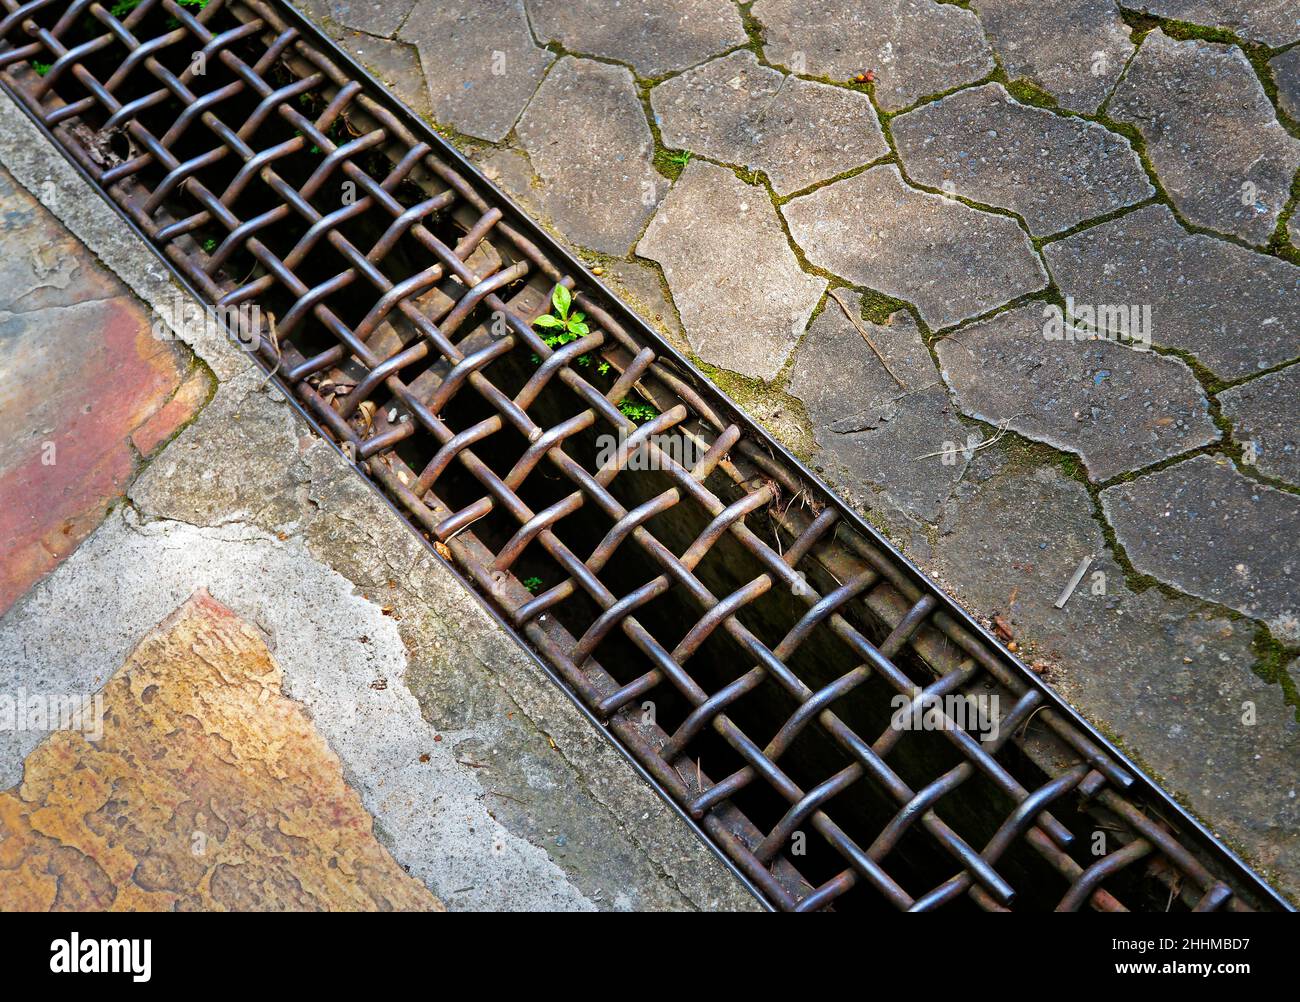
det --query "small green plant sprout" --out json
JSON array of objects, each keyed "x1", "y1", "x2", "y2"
[
  {"x1": 31, "y1": 61, "x2": 51, "y2": 77},
  {"x1": 597, "y1": 361, "x2": 610, "y2": 376},
  {"x1": 618, "y1": 398, "x2": 658, "y2": 423},
  {"x1": 109, "y1": 0, "x2": 142, "y2": 17},
  {"x1": 201, "y1": 237, "x2": 218, "y2": 253},
  {"x1": 522, "y1": 576, "x2": 543, "y2": 594},
  {"x1": 665, "y1": 150, "x2": 692, "y2": 167},
  {"x1": 532, "y1": 284, "x2": 589, "y2": 350}
]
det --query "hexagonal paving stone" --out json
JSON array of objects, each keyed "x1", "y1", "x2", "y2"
[
  {"x1": 1100, "y1": 454, "x2": 1300, "y2": 625},
  {"x1": 1108, "y1": 31, "x2": 1300, "y2": 245},
  {"x1": 1042, "y1": 204, "x2": 1300, "y2": 379},
  {"x1": 753, "y1": 0, "x2": 994, "y2": 112},
  {"x1": 970, "y1": 0, "x2": 1134, "y2": 114},
  {"x1": 931, "y1": 449, "x2": 1298, "y2": 898},
  {"x1": 517, "y1": 58, "x2": 662, "y2": 256},
  {"x1": 935, "y1": 302, "x2": 1218, "y2": 482},
  {"x1": 525, "y1": 0, "x2": 748, "y2": 78},
  {"x1": 781, "y1": 165, "x2": 1047, "y2": 330},
  {"x1": 650, "y1": 50, "x2": 888, "y2": 195},
  {"x1": 789, "y1": 295, "x2": 938, "y2": 431},
  {"x1": 1132, "y1": 0, "x2": 1300, "y2": 47},
  {"x1": 1217, "y1": 365, "x2": 1300, "y2": 488},
  {"x1": 788, "y1": 295, "x2": 968, "y2": 523},
  {"x1": 399, "y1": 0, "x2": 553, "y2": 142},
  {"x1": 891, "y1": 83, "x2": 1153, "y2": 237},
  {"x1": 1271, "y1": 46, "x2": 1300, "y2": 122},
  {"x1": 636, "y1": 160, "x2": 825, "y2": 381}
]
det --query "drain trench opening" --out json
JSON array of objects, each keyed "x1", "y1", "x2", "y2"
[{"x1": 0, "y1": 0, "x2": 1288, "y2": 912}]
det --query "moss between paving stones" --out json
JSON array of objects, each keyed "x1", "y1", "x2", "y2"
[{"x1": 1004, "y1": 77, "x2": 1058, "y2": 109}]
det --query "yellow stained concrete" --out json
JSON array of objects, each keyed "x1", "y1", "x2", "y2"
[{"x1": 0, "y1": 590, "x2": 442, "y2": 911}]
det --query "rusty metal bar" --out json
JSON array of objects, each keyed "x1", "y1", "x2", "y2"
[{"x1": 0, "y1": 0, "x2": 1289, "y2": 912}]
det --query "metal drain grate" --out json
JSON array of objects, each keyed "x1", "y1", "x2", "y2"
[{"x1": 0, "y1": 0, "x2": 1287, "y2": 912}]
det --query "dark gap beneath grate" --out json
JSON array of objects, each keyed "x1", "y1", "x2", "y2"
[{"x1": 0, "y1": 0, "x2": 1288, "y2": 913}]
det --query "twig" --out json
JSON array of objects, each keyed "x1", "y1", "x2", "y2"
[
  {"x1": 829, "y1": 289, "x2": 906, "y2": 390},
  {"x1": 752, "y1": 74, "x2": 791, "y2": 126},
  {"x1": 1016, "y1": 704, "x2": 1049, "y2": 742},
  {"x1": 444, "y1": 508, "x2": 492, "y2": 543},
  {"x1": 257, "y1": 311, "x2": 282, "y2": 388},
  {"x1": 912, "y1": 417, "x2": 1016, "y2": 462},
  {"x1": 1054, "y1": 554, "x2": 1094, "y2": 609}
]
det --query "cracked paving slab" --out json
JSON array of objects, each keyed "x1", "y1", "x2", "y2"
[
  {"x1": 932, "y1": 448, "x2": 1298, "y2": 899},
  {"x1": 891, "y1": 83, "x2": 1153, "y2": 237},
  {"x1": 1100, "y1": 454, "x2": 1300, "y2": 628},
  {"x1": 330, "y1": 0, "x2": 416, "y2": 37},
  {"x1": 517, "y1": 57, "x2": 661, "y2": 256},
  {"x1": 753, "y1": 0, "x2": 994, "y2": 113},
  {"x1": 1108, "y1": 30, "x2": 1300, "y2": 246},
  {"x1": 525, "y1": 0, "x2": 748, "y2": 78},
  {"x1": 970, "y1": 0, "x2": 1135, "y2": 114},
  {"x1": 1042, "y1": 203, "x2": 1300, "y2": 380},
  {"x1": 637, "y1": 159, "x2": 825, "y2": 381},
  {"x1": 935, "y1": 302, "x2": 1218, "y2": 482},
  {"x1": 336, "y1": 28, "x2": 434, "y2": 122},
  {"x1": 788, "y1": 296, "x2": 968, "y2": 524},
  {"x1": 1131, "y1": 0, "x2": 1300, "y2": 48},
  {"x1": 1218, "y1": 365, "x2": 1300, "y2": 489},
  {"x1": 398, "y1": 0, "x2": 553, "y2": 142},
  {"x1": 650, "y1": 50, "x2": 888, "y2": 196},
  {"x1": 781, "y1": 164, "x2": 1047, "y2": 330}
]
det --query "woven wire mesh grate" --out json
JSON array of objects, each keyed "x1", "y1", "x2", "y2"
[{"x1": 0, "y1": 0, "x2": 1285, "y2": 912}]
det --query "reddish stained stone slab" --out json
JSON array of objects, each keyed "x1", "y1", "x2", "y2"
[{"x1": 0, "y1": 167, "x2": 196, "y2": 614}]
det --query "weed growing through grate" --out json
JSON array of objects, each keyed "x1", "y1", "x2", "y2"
[
  {"x1": 532, "y1": 283, "x2": 589, "y2": 353},
  {"x1": 530, "y1": 283, "x2": 620, "y2": 382},
  {"x1": 617, "y1": 399, "x2": 659, "y2": 423}
]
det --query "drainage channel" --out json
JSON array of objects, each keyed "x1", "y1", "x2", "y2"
[{"x1": 0, "y1": 0, "x2": 1289, "y2": 913}]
